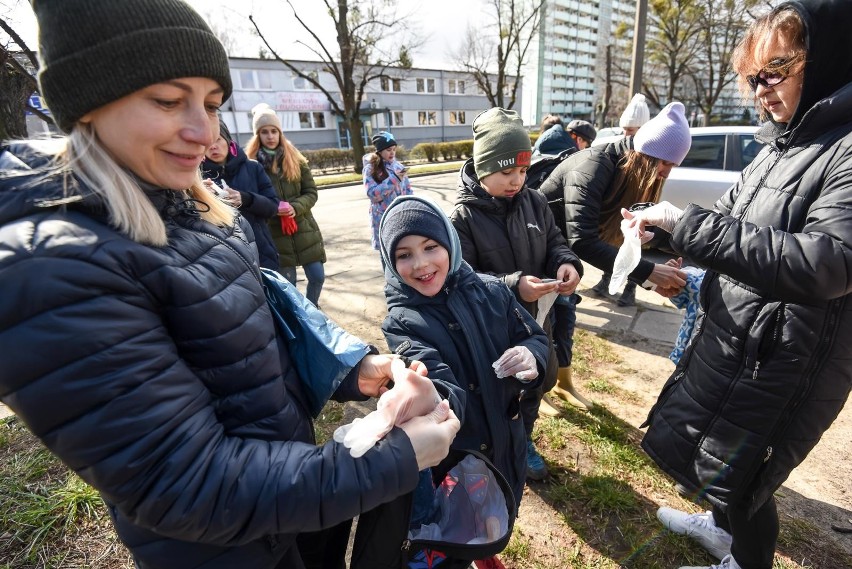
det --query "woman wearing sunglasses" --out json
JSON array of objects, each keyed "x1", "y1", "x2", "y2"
[{"x1": 623, "y1": 1, "x2": 852, "y2": 568}]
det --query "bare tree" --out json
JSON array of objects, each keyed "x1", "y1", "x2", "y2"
[
  {"x1": 690, "y1": 0, "x2": 759, "y2": 125},
  {"x1": 0, "y1": 15, "x2": 53, "y2": 139},
  {"x1": 452, "y1": 0, "x2": 544, "y2": 109},
  {"x1": 249, "y1": 0, "x2": 420, "y2": 171},
  {"x1": 642, "y1": 0, "x2": 705, "y2": 108}
]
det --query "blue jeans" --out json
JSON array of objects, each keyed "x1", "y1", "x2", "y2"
[{"x1": 280, "y1": 262, "x2": 325, "y2": 307}]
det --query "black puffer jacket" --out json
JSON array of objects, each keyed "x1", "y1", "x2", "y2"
[
  {"x1": 538, "y1": 136, "x2": 655, "y2": 283},
  {"x1": 0, "y1": 142, "x2": 420, "y2": 569},
  {"x1": 450, "y1": 159, "x2": 583, "y2": 317},
  {"x1": 642, "y1": 0, "x2": 852, "y2": 517}
]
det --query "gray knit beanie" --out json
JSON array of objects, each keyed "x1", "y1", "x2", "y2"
[
  {"x1": 634, "y1": 102, "x2": 692, "y2": 165},
  {"x1": 472, "y1": 108, "x2": 532, "y2": 179},
  {"x1": 33, "y1": 0, "x2": 232, "y2": 133},
  {"x1": 380, "y1": 199, "x2": 451, "y2": 269}
]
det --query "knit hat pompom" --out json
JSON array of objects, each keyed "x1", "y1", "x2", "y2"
[
  {"x1": 472, "y1": 108, "x2": 532, "y2": 180},
  {"x1": 619, "y1": 93, "x2": 651, "y2": 128},
  {"x1": 33, "y1": 0, "x2": 232, "y2": 133},
  {"x1": 380, "y1": 199, "x2": 451, "y2": 270},
  {"x1": 372, "y1": 131, "x2": 398, "y2": 153},
  {"x1": 633, "y1": 102, "x2": 692, "y2": 165},
  {"x1": 251, "y1": 103, "x2": 282, "y2": 134}
]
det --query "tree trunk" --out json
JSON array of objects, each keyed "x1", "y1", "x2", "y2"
[
  {"x1": 348, "y1": 115, "x2": 365, "y2": 173},
  {"x1": 0, "y1": 58, "x2": 32, "y2": 140}
]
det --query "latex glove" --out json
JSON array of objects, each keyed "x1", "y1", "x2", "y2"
[
  {"x1": 399, "y1": 399, "x2": 460, "y2": 470},
  {"x1": 334, "y1": 359, "x2": 441, "y2": 458},
  {"x1": 492, "y1": 346, "x2": 538, "y2": 381},
  {"x1": 610, "y1": 218, "x2": 641, "y2": 294},
  {"x1": 622, "y1": 201, "x2": 684, "y2": 235}
]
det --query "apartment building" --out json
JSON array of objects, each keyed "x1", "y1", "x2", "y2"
[{"x1": 220, "y1": 57, "x2": 518, "y2": 150}]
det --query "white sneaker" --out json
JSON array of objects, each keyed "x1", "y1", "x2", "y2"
[
  {"x1": 679, "y1": 554, "x2": 741, "y2": 569},
  {"x1": 657, "y1": 507, "x2": 732, "y2": 560}
]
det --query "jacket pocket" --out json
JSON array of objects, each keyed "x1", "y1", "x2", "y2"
[{"x1": 744, "y1": 301, "x2": 784, "y2": 380}]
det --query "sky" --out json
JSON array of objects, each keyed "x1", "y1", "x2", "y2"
[{"x1": 1, "y1": 0, "x2": 480, "y2": 71}]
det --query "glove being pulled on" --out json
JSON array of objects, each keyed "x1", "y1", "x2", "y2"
[
  {"x1": 492, "y1": 345, "x2": 538, "y2": 381},
  {"x1": 624, "y1": 200, "x2": 684, "y2": 235},
  {"x1": 334, "y1": 359, "x2": 441, "y2": 458}
]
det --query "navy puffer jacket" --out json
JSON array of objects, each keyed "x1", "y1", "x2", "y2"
[
  {"x1": 201, "y1": 146, "x2": 280, "y2": 270},
  {"x1": 380, "y1": 196, "x2": 548, "y2": 506},
  {"x1": 0, "y1": 141, "x2": 420, "y2": 569},
  {"x1": 641, "y1": 0, "x2": 852, "y2": 517}
]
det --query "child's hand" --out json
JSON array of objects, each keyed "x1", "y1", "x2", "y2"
[
  {"x1": 556, "y1": 264, "x2": 581, "y2": 295},
  {"x1": 518, "y1": 276, "x2": 559, "y2": 302},
  {"x1": 493, "y1": 346, "x2": 538, "y2": 381}
]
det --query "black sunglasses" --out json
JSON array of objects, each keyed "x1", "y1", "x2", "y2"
[{"x1": 746, "y1": 54, "x2": 804, "y2": 92}]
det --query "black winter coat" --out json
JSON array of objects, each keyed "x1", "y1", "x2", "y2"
[
  {"x1": 201, "y1": 146, "x2": 280, "y2": 270},
  {"x1": 381, "y1": 197, "x2": 549, "y2": 506},
  {"x1": 450, "y1": 159, "x2": 583, "y2": 317},
  {"x1": 641, "y1": 80, "x2": 852, "y2": 514},
  {"x1": 538, "y1": 136, "x2": 655, "y2": 283},
  {"x1": 0, "y1": 142, "x2": 420, "y2": 569}
]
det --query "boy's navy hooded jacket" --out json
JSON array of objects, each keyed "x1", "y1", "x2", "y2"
[
  {"x1": 201, "y1": 146, "x2": 280, "y2": 270},
  {"x1": 380, "y1": 195, "x2": 549, "y2": 506}
]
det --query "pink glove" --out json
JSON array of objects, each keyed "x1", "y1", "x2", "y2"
[
  {"x1": 492, "y1": 346, "x2": 538, "y2": 381},
  {"x1": 334, "y1": 359, "x2": 441, "y2": 458},
  {"x1": 278, "y1": 201, "x2": 293, "y2": 216}
]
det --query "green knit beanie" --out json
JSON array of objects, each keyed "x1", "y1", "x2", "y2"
[
  {"x1": 33, "y1": 0, "x2": 233, "y2": 133},
  {"x1": 472, "y1": 108, "x2": 532, "y2": 179}
]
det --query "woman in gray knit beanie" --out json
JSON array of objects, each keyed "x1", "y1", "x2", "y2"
[{"x1": 0, "y1": 1, "x2": 460, "y2": 568}]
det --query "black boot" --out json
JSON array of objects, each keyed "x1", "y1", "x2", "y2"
[
  {"x1": 618, "y1": 281, "x2": 637, "y2": 306},
  {"x1": 590, "y1": 273, "x2": 611, "y2": 297}
]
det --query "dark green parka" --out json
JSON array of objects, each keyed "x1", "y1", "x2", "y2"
[{"x1": 265, "y1": 161, "x2": 326, "y2": 267}]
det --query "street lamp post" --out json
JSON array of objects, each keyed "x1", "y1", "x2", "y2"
[{"x1": 629, "y1": 0, "x2": 648, "y2": 96}]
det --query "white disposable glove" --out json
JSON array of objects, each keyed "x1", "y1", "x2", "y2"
[
  {"x1": 624, "y1": 201, "x2": 684, "y2": 234},
  {"x1": 610, "y1": 218, "x2": 642, "y2": 295},
  {"x1": 492, "y1": 346, "x2": 538, "y2": 381},
  {"x1": 334, "y1": 359, "x2": 441, "y2": 458},
  {"x1": 399, "y1": 399, "x2": 461, "y2": 470}
]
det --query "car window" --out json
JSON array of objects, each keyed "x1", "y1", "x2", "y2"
[
  {"x1": 680, "y1": 135, "x2": 725, "y2": 169},
  {"x1": 740, "y1": 135, "x2": 763, "y2": 168}
]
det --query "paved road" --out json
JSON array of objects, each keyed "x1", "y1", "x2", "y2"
[{"x1": 311, "y1": 171, "x2": 685, "y2": 353}]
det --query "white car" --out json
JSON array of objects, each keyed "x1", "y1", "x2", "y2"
[{"x1": 592, "y1": 126, "x2": 763, "y2": 209}]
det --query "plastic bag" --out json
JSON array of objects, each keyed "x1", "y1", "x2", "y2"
[{"x1": 609, "y1": 218, "x2": 642, "y2": 295}]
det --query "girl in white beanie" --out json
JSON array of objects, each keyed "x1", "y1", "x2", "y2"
[
  {"x1": 245, "y1": 103, "x2": 327, "y2": 307},
  {"x1": 619, "y1": 93, "x2": 651, "y2": 136},
  {"x1": 538, "y1": 102, "x2": 690, "y2": 307}
]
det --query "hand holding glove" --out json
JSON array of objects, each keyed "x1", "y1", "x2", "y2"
[
  {"x1": 492, "y1": 346, "x2": 538, "y2": 381},
  {"x1": 622, "y1": 201, "x2": 684, "y2": 235},
  {"x1": 334, "y1": 359, "x2": 441, "y2": 457},
  {"x1": 399, "y1": 400, "x2": 460, "y2": 470}
]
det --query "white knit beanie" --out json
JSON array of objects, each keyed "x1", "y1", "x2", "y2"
[
  {"x1": 251, "y1": 103, "x2": 282, "y2": 133},
  {"x1": 633, "y1": 102, "x2": 691, "y2": 165},
  {"x1": 619, "y1": 93, "x2": 651, "y2": 128}
]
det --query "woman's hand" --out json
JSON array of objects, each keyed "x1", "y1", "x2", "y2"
[
  {"x1": 621, "y1": 201, "x2": 684, "y2": 235},
  {"x1": 357, "y1": 354, "x2": 426, "y2": 397},
  {"x1": 518, "y1": 275, "x2": 558, "y2": 303},
  {"x1": 224, "y1": 188, "x2": 242, "y2": 207},
  {"x1": 277, "y1": 201, "x2": 295, "y2": 217},
  {"x1": 399, "y1": 400, "x2": 460, "y2": 470},
  {"x1": 556, "y1": 264, "x2": 581, "y2": 295}
]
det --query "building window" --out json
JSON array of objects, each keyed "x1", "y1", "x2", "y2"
[
  {"x1": 380, "y1": 76, "x2": 402, "y2": 92},
  {"x1": 416, "y1": 78, "x2": 436, "y2": 93},
  {"x1": 448, "y1": 79, "x2": 466, "y2": 94},
  {"x1": 299, "y1": 112, "x2": 326, "y2": 129},
  {"x1": 449, "y1": 111, "x2": 466, "y2": 125},
  {"x1": 293, "y1": 71, "x2": 319, "y2": 90},
  {"x1": 418, "y1": 111, "x2": 437, "y2": 125},
  {"x1": 390, "y1": 111, "x2": 404, "y2": 127},
  {"x1": 237, "y1": 70, "x2": 272, "y2": 90}
]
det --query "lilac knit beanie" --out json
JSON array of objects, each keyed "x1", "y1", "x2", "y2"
[{"x1": 633, "y1": 102, "x2": 691, "y2": 165}]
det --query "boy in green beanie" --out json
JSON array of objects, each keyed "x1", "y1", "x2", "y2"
[{"x1": 450, "y1": 107, "x2": 584, "y2": 481}]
